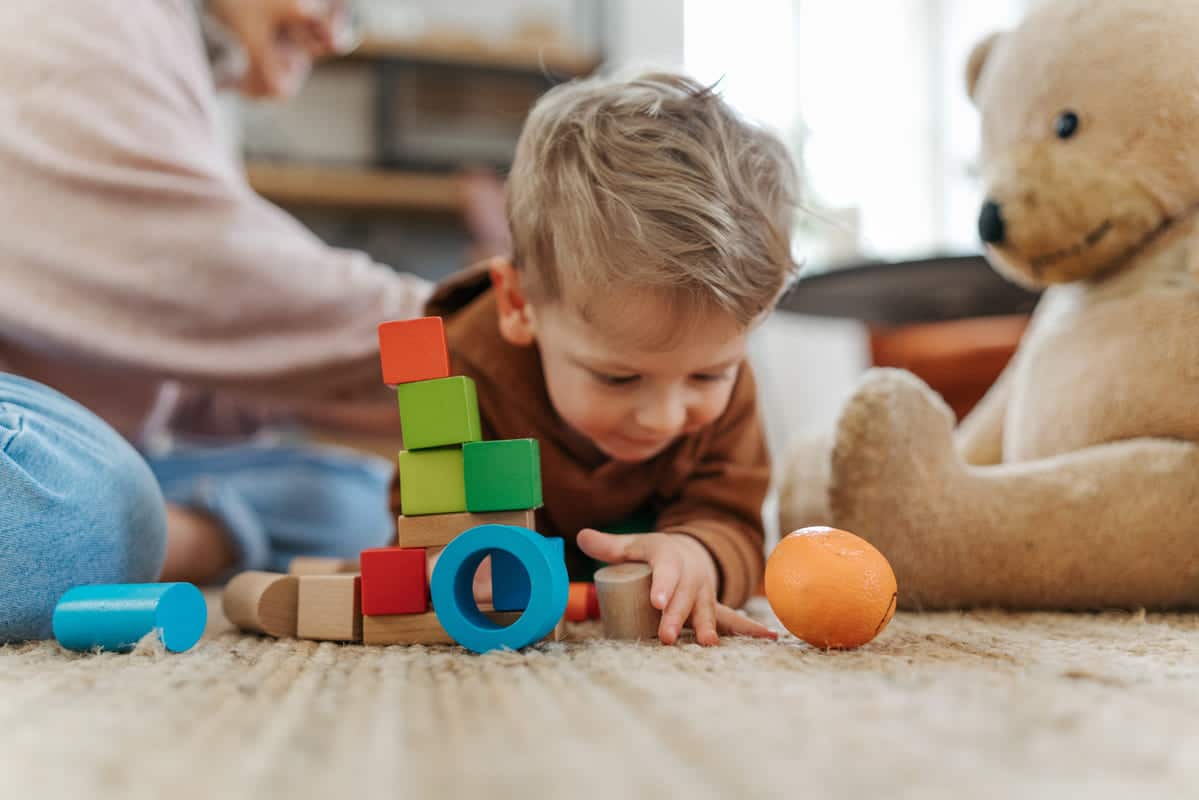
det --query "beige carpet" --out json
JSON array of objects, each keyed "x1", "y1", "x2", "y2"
[{"x1": 1, "y1": 596, "x2": 1197, "y2": 800}]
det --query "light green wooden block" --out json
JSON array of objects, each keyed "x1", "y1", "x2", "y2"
[
  {"x1": 398, "y1": 447, "x2": 466, "y2": 516},
  {"x1": 397, "y1": 376, "x2": 482, "y2": 451}
]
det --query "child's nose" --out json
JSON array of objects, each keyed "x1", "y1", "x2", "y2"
[{"x1": 636, "y1": 391, "x2": 687, "y2": 435}]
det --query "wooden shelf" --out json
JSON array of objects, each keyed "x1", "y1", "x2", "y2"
[
  {"x1": 246, "y1": 162, "x2": 463, "y2": 213},
  {"x1": 349, "y1": 34, "x2": 601, "y2": 76}
]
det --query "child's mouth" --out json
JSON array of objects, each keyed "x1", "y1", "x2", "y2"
[{"x1": 609, "y1": 433, "x2": 674, "y2": 457}]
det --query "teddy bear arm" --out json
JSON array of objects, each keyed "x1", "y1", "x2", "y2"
[{"x1": 954, "y1": 360, "x2": 1014, "y2": 466}]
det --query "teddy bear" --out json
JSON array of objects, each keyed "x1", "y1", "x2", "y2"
[{"x1": 779, "y1": 0, "x2": 1199, "y2": 610}]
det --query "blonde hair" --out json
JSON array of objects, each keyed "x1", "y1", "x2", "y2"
[{"x1": 506, "y1": 71, "x2": 799, "y2": 327}]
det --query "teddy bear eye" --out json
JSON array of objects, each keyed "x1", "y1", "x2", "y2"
[{"x1": 1055, "y1": 110, "x2": 1080, "y2": 140}]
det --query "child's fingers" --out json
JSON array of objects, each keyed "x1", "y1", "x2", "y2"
[
  {"x1": 577, "y1": 529, "x2": 672, "y2": 566},
  {"x1": 690, "y1": 583, "x2": 719, "y2": 646},
  {"x1": 715, "y1": 604, "x2": 779, "y2": 640},
  {"x1": 659, "y1": 578, "x2": 699, "y2": 645},
  {"x1": 472, "y1": 556, "x2": 493, "y2": 605},
  {"x1": 575, "y1": 528, "x2": 625, "y2": 563},
  {"x1": 648, "y1": 548, "x2": 683, "y2": 611}
]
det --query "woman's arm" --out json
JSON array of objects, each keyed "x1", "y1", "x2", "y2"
[{"x1": 0, "y1": 0, "x2": 430, "y2": 404}]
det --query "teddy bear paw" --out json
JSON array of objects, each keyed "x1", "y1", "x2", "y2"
[{"x1": 828, "y1": 368, "x2": 960, "y2": 546}]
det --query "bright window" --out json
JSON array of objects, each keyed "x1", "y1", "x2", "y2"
[{"x1": 684, "y1": 0, "x2": 1028, "y2": 266}]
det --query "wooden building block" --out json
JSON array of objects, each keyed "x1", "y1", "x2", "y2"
[
  {"x1": 378, "y1": 317, "x2": 450, "y2": 386},
  {"x1": 360, "y1": 547, "x2": 428, "y2": 615},
  {"x1": 397, "y1": 376, "x2": 482, "y2": 450},
  {"x1": 297, "y1": 575, "x2": 362, "y2": 641},
  {"x1": 463, "y1": 439, "x2": 542, "y2": 512},
  {"x1": 222, "y1": 571, "x2": 299, "y2": 638},
  {"x1": 565, "y1": 582, "x2": 600, "y2": 622},
  {"x1": 594, "y1": 563, "x2": 661, "y2": 641},
  {"x1": 586, "y1": 582, "x2": 600, "y2": 619},
  {"x1": 398, "y1": 447, "x2": 467, "y2": 516},
  {"x1": 288, "y1": 556, "x2": 360, "y2": 575},
  {"x1": 397, "y1": 510, "x2": 535, "y2": 548},
  {"x1": 363, "y1": 608, "x2": 523, "y2": 646}
]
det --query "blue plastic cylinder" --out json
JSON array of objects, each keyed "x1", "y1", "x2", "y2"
[
  {"x1": 431, "y1": 525, "x2": 568, "y2": 653},
  {"x1": 52, "y1": 583, "x2": 207, "y2": 653},
  {"x1": 491, "y1": 536, "x2": 564, "y2": 612}
]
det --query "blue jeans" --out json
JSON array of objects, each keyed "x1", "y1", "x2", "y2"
[
  {"x1": 145, "y1": 441, "x2": 395, "y2": 575},
  {"x1": 0, "y1": 374, "x2": 394, "y2": 642}
]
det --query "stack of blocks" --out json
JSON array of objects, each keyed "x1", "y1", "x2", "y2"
[
  {"x1": 365, "y1": 317, "x2": 549, "y2": 645},
  {"x1": 220, "y1": 316, "x2": 577, "y2": 650}
]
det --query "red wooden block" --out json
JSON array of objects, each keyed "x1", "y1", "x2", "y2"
[
  {"x1": 565, "y1": 582, "x2": 594, "y2": 623},
  {"x1": 360, "y1": 547, "x2": 428, "y2": 615},
  {"x1": 586, "y1": 582, "x2": 600, "y2": 620},
  {"x1": 378, "y1": 317, "x2": 451, "y2": 386}
]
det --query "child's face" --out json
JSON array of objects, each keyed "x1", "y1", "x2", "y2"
[
  {"x1": 534, "y1": 303, "x2": 747, "y2": 461},
  {"x1": 493, "y1": 264, "x2": 750, "y2": 462}
]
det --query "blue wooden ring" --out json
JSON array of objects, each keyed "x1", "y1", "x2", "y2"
[
  {"x1": 430, "y1": 524, "x2": 568, "y2": 653},
  {"x1": 52, "y1": 583, "x2": 207, "y2": 653}
]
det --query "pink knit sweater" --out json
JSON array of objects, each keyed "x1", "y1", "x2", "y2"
[{"x1": 0, "y1": 0, "x2": 431, "y2": 441}]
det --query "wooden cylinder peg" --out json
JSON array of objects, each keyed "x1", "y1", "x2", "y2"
[
  {"x1": 222, "y1": 571, "x2": 298, "y2": 638},
  {"x1": 594, "y1": 563, "x2": 661, "y2": 641}
]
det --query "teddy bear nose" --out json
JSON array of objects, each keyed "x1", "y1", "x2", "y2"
[{"x1": 978, "y1": 200, "x2": 1006, "y2": 245}]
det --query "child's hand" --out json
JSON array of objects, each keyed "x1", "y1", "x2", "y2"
[{"x1": 577, "y1": 528, "x2": 778, "y2": 646}]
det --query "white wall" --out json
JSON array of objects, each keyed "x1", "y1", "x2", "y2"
[{"x1": 604, "y1": 0, "x2": 685, "y2": 68}]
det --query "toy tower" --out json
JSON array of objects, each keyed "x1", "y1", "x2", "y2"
[{"x1": 364, "y1": 317, "x2": 550, "y2": 645}]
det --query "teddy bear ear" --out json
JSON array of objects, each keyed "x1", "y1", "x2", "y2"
[{"x1": 966, "y1": 32, "x2": 1004, "y2": 104}]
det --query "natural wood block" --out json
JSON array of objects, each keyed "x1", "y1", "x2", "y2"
[
  {"x1": 397, "y1": 510, "x2": 535, "y2": 548},
  {"x1": 288, "y1": 556, "x2": 360, "y2": 576},
  {"x1": 397, "y1": 376, "x2": 482, "y2": 450},
  {"x1": 362, "y1": 609, "x2": 522, "y2": 646},
  {"x1": 378, "y1": 317, "x2": 450, "y2": 386},
  {"x1": 297, "y1": 575, "x2": 362, "y2": 641},
  {"x1": 594, "y1": 563, "x2": 661, "y2": 641},
  {"x1": 360, "y1": 547, "x2": 428, "y2": 615},
  {"x1": 398, "y1": 447, "x2": 467, "y2": 516},
  {"x1": 222, "y1": 571, "x2": 299, "y2": 638}
]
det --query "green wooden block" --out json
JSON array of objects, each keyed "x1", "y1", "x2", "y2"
[
  {"x1": 398, "y1": 447, "x2": 467, "y2": 516},
  {"x1": 397, "y1": 376, "x2": 482, "y2": 451},
  {"x1": 464, "y1": 439, "x2": 542, "y2": 512}
]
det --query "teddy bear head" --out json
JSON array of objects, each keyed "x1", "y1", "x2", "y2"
[{"x1": 969, "y1": 0, "x2": 1199, "y2": 288}]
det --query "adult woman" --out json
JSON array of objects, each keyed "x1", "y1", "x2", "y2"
[{"x1": 0, "y1": 0, "x2": 468, "y2": 639}]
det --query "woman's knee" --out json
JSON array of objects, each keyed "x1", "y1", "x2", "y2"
[{"x1": 0, "y1": 375, "x2": 166, "y2": 640}]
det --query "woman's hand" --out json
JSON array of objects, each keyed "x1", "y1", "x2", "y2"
[
  {"x1": 577, "y1": 528, "x2": 777, "y2": 646},
  {"x1": 208, "y1": 0, "x2": 357, "y2": 99}
]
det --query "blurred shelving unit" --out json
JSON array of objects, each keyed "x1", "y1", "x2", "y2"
[
  {"x1": 350, "y1": 33, "x2": 602, "y2": 76},
  {"x1": 245, "y1": 162, "x2": 464, "y2": 213},
  {"x1": 239, "y1": 19, "x2": 604, "y2": 278},
  {"x1": 242, "y1": 31, "x2": 602, "y2": 214}
]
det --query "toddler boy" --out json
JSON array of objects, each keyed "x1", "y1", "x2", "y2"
[{"x1": 400, "y1": 72, "x2": 799, "y2": 645}]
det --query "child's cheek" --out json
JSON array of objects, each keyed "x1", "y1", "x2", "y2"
[
  {"x1": 546, "y1": 370, "x2": 609, "y2": 438},
  {"x1": 691, "y1": 385, "x2": 736, "y2": 430},
  {"x1": 570, "y1": 391, "x2": 625, "y2": 439}
]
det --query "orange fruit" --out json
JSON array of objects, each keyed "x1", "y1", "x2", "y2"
[{"x1": 765, "y1": 527, "x2": 898, "y2": 649}]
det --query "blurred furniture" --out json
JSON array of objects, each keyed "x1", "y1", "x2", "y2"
[
  {"x1": 781, "y1": 255, "x2": 1040, "y2": 419},
  {"x1": 244, "y1": 33, "x2": 601, "y2": 215}
]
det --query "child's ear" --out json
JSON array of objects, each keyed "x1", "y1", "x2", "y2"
[{"x1": 490, "y1": 258, "x2": 536, "y2": 346}]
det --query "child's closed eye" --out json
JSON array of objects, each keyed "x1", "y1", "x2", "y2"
[
  {"x1": 690, "y1": 370, "x2": 736, "y2": 383},
  {"x1": 591, "y1": 371, "x2": 640, "y2": 386}
]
